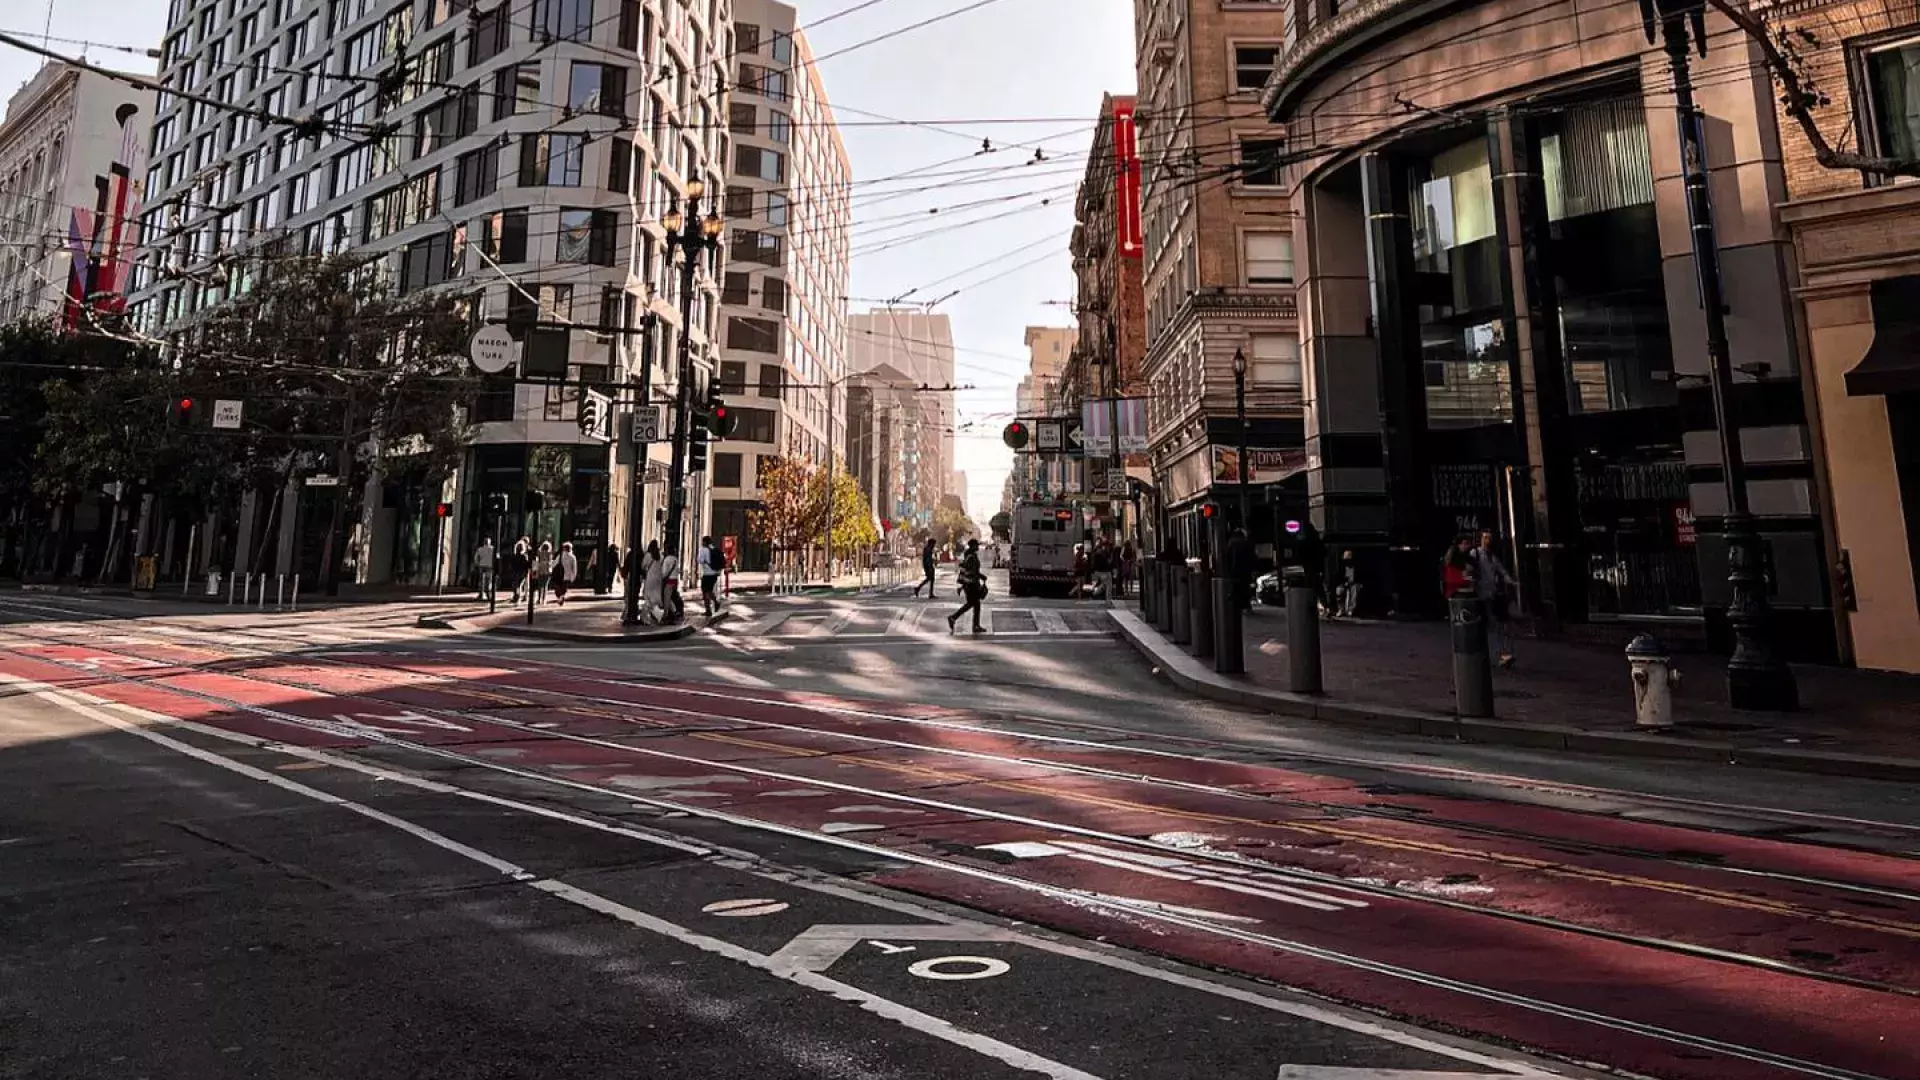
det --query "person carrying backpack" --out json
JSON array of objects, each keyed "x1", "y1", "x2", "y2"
[
  {"x1": 698, "y1": 535, "x2": 725, "y2": 617},
  {"x1": 947, "y1": 538, "x2": 987, "y2": 634}
]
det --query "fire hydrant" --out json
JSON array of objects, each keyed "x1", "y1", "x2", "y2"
[{"x1": 1626, "y1": 634, "x2": 1680, "y2": 728}]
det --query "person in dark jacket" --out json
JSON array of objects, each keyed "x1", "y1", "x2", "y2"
[
  {"x1": 948, "y1": 539, "x2": 987, "y2": 633},
  {"x1": 912, "y1": 536, "x2": 938, "y2": 598}
]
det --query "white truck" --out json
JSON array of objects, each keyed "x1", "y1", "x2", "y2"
[{"x1": 1007, "y1": 501, "x2": 1078, "y2": 597}]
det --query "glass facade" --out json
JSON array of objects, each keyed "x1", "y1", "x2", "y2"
[{"x1": 1408, "y1": 140, "x2": 1512, "y2": 427}]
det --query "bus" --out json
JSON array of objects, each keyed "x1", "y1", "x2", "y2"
[{"x1": 1007, "y1": 501, "x2": 1078, "y2": 597}]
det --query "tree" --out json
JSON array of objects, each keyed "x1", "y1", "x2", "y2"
[
  {"x1": 1705, "y1": 0, "x2": 1920, "y2": 181},
  {"x1": 814, "y1": 468, "x2": 880, "y2": 553},
  {"x1": 191, "y1": 253, "x2": 478, "y2": 592},
  {"x1": 930, "y1": 494, "x2": 976, "y2": 548},
  {"x1": 989, "y1": 511, "x2": 1012, "y2": 542},
  {"x1": 748, "y1": 455, "x2": 816, "y2": 553}
]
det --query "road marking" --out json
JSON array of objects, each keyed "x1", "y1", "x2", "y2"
[
  {"x1": 909, "y1": 956, "x2": 1010, "y2": 981},
  {"x1": 766, "y1": 923, "x2": 1014, "y2": 973},
  {"x1": 869, "y1": 941, "x2": 916, "y2": 955},
  {"x1": 812, "y1": 610, "x2": 858, "y2": 638},
  {"x1": 1277, "y1": 1070, "x2": 1523, "y2": 1079},
  {"x1": 1031, "y1": 609, "x2": 1071, "y2": 634},
  {"x1": 701, "y1": 898, "x2": 791, "y2": 917},
  {"x1": 10, "y1": 676, "x2": 1105, "y2": 1080},
  {"x1": 981, "y1": 840, "x2": 1369, "y2": 914},
  {"x1": 886, "y1": 606, "x2": 923, "y2": 636},
  {"x1": 331, "y1": 710, "x2": 474, "y2": 735}
]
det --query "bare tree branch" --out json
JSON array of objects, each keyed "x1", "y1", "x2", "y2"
[{"x1": 1705, "y1": 0, "x2": 1920, "y2": 179}]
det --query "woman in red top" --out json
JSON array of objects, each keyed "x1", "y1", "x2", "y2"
[{"x1": 1441, "y1": 536, "x2": 1476, "y2": 599}]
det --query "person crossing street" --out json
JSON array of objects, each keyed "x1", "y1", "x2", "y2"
[
  {"x1": 912, "y1": 536, "x2": 938, "y2": 598},
  {"x1": 947, "y1": 538, "x2": 987, "y2": 634}
]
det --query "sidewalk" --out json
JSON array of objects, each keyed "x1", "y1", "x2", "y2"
[
  {"x1": 1115, "y1": 601, "x2": 1920, "y2": 782},
  {"x1": 415, "y1": 594, "x2": 709, "y2": 643}
]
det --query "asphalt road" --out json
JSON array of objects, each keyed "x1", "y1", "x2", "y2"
[{"x1": 1, "y1": 587, "x2": 1916, "y2": 1080}]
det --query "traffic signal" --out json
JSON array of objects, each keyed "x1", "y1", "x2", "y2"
[
  {"x1": 435, "y1": 502, "x2": 452, "y2": 519},
  {"x1": 697, "y1": 379, "x2": 737, "y2": 439},
  {"x1": 485, "y1": 492, "x2": 510, "y2": 518},
  {"x1": 577, "y1": 393, "x2": 603, "y2": 437},
  {"x1": 167, "y1": 396, "x2": 195, "y2": 427},
  {"x1": 1002, "y1": 421, "x2": 1029, "y2": 450},
  {"x1": 689, "y1": 426, "x2": 710, "y2": 472},
  {"x1": 1200, "y1": 502, "x2": 1220, "y2": 520}
]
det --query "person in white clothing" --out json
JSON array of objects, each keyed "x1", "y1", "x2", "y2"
[
  {"x1": 697, "y1": 535, "x2": 723, "y2": 617},
  {"x1": 554, "y1": 541, "x2": 579, "y2": 605},
  {"x1": 473, "y1": 538, "x2": 496, "y2": 600},
  {"x1": 640, "y1": 541, "x2": 666, "y2": 623}
]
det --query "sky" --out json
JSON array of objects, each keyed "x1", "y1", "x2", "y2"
[{"x1": 0, "y1": 0, "x2": 1139, "y2": 523}]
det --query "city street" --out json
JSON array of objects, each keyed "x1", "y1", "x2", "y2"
[{"x1": 1, "y1": 587, "x2": 1916, "y2": 1080}]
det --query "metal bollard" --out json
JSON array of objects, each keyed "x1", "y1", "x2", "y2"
[
  {"x1": 290, "y1": 574, "x2": 301, "y2": 611},
  {"x1": 1449, "y1": 595, "x2": 1495, "y2": 718},
  {"x1": 1212, "y1": 575, "x2": 1243, "y2": 674},
  {"x1": 229, "y1": 573, "x2": 239, "y2": 605},
  {"x1": 276, "y1": 574, "x2": 285, "y2": 610},
  {"x1": 1169, "y1": 565, "x2": 1191, "y2": 644},
  {"x1": 1284, "y1": 568, "x2": 1321, "y2": 692},
  {"x1": 1627, "y1": 634, "x2": 1679, "y2": 728},
  {"x1": 1187, "y1": 566, "x2": 1214, "y2": 659}
]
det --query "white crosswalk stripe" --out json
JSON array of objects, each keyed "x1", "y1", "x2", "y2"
[{"x1": 714, "y1": 602, "x2": 1114, "y2": 645}]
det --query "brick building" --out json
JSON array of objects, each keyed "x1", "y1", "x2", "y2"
[
  {"x1": 1771, "y1": 0, "x2": 1920, "y2": 672},
  {"x1": 1133, "y1": 0, "x2": 1303, "y2": 558}
]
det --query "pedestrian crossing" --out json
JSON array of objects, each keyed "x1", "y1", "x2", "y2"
[{"x1": 714, "y1": 601, "x2": 1115, "y2": 644}]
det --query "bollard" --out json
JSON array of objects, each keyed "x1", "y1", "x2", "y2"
[
  {"x1": 229, "y1": 573, "x2": 239, "y2": 605},
  {"x1": 276, "y1": 574, "x2": 285, "y2": 610},
  {"x1": 1187, "y1": 565, "x2": 1214, "y2": 659},
  {"x1": 1284, "y1": 568, "x2": 1321, "y2": 691},
  {"x1": 1156, "y1": 563, "x2": 1176, "y2": 634},
  {"x1": 290, "y1": 574, "x2": 301, "y2": 611},
  {"x1": 1142, "y1": 562, "x2": 1156, "y2": 624},
  {"x1": 1626, "y1": 634, "x2": 1678, "y2": 728},
  {"x1": 1169, "y1": 565, "x2": 1191, "y2": 644},
  {"x1": 1212, "y1": 575, "x2": 1243, "y2": 674},
  {"x1": 1449, "y1": 595, "x2": 1495, "y2": 718},
  {"x1": 257, "y1": 575, "x2": 268, "y2": 610}
]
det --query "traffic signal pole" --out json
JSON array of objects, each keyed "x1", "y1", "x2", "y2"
[
  {"x1": 623, "y1": 312, "x2": 657, "y2": 625},
  {"x1": 662, "y1": 188, "x2": 716, "y2": 566}
]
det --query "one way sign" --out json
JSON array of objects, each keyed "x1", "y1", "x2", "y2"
[{"x1": 1063, "y1": 417, "x2": 1084, "y2": 454}]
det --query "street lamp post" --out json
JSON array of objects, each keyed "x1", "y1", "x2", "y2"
[
  {"x1": 1231, "y1": 347, "x2": 1251, "y2": 530},
  {"x1": 1639, "y1": 0, "x2": 1796, "y2": 710},
  {"x1": 660, "y1": 180, "x2": 725, "y2": 571}
]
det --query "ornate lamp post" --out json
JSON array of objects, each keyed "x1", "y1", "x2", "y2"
[
  {"x1": 659, "y1": 180, "x2": 725, "y2": 568},
  {"x1": 1231, "y1": 346, "x2": 1251, "y2": 530}
]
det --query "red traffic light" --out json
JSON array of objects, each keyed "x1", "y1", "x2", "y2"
[
  {"x1": 178, "y1": 397, "x2": 194, "y2": 411},
  {"x1": 1200, "y1": 503, "x2": 1219, "y2": 519},
  {"x1": 435, "y1": 502, "x2": 452, "y2": 518},
  {"x1": 1002, "y1": 421, "x2": 1030, "y2": 450}
]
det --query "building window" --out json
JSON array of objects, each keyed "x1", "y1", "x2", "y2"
[
  {"x1": 400, "y1": 229, "x2": 455, "y2": 293},
  {"x1": 732, "y1": 407, "x2": 776, "y2": 443},
  {"x1": 1864, "y1": 38, "x2": 1920, "y2": 171},
  {"x1": 736, "y1": 23, "x2": 760, "y2": 54},
  {"x1": 725, "y1": 186, "x2": 754, "y2": 217},
  {"x1": 729, "y1": 102, "x2": 756, "y2": 134},
  {"x1": 1234, "y1": 46, "x2": 1279, "y2": 93},
  {"x1": 608, "y1": 140, "x2": 632, "y2": 192},
  {"x1": 556, "y1": 208, "x2": 616, "y2": 265},
  {"x1": 1244, "y1": 232, "x2": 1293, "y2": 285},
  {"x1": 1240, "y1": 138, "x2": 1285, "y2": 186},
  {"x1": 520, "y1": 133, "x2": 585, "y2": 186},
  {"x1": 722, "y1": 271, "x2": 751, "y2": 305},
  {"x1": 453, "y1": 144, "x2": 499, "y2": 205},
  {"x1": 481, "y1": 207, "x2": 528, "y2": 262},
  {"x1": 728, "y1": 315, "x2": 781, "y2": 353},
  {"x1": 492, "y1": 63, "x2": 540, "y2": 120},
  {"x1": 767, "y1": 112, "x2": 791, "y2": 144},
  {"x1": 531, "y1": 0, "x2": 593, "y2": 41},
  {"x1": 771, "y1": 31, "x2": 793, "y2": 64},
  {"x1": 757, "y1": 363, "x2": 783, "y2": 398},
  {"x1": 713, "y1": 452, "x2": 743, "y2": 486},
  {"x1": 415, "y1": 87, "x2": 479, "y2": 158},
  {"x1": 469, "y1": 4, "x2": 509, "y2": 65},
  {"x1": 1248, "y1": 334, "x2": 1301, "y2": 387},
  {"x1": 763, "y1": 191, "x2": 788, "y2": 226},
  {"x1": 718, "y1": 360, "x2": 749, "y2": 393},
  {"x1": 732, "y1": 229, "x2": 782, "y2": 265},
  {"x1": 761, "y1": 277, "x2": 786, "y2": 313},
  {"x1": 734, "y1": 145, "x2": 785, "y2": 182},
  {"x1": 569, "y1": 61, "x2": 626, "y2": 116}
]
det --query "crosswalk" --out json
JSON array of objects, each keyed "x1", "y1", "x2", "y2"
[
  {"x1": 0, "y1": 594, "x2": 451, "y2": 654},
  {"x1": 714, "y1": 600, "x2": 1115, "y2": 644}
]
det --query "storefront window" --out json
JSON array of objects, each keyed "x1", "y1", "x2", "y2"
[
  {"x1": 1409, "y1": 141, "x2": 1511, "y2": 427},
  {"x1": 1539, "y1": 96, "x2": 1675, "y2": 413}
]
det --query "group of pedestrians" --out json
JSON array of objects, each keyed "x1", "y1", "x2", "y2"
[
  {"x1": 471, "y1": 534, "x2": 729, "y2": 623},
  {"x1": 1070, "y1": 538, "x2": 1136, "y2": 600},
  {"x1": 1442, "y1": 528, "x2": 1517, "y2": 667}
]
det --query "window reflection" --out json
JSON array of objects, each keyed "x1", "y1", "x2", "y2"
[{"x1": 1409, "y1": 140, "x2": 1510, "y2": 427}]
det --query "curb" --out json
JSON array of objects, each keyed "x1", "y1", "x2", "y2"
[{"x1": 1110, "y1": 610, "x2": 1920, "y2": 783}]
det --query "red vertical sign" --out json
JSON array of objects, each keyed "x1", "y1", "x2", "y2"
[{"x1": 1113, "y1": 102, "x2": 1143, "y2": 259}]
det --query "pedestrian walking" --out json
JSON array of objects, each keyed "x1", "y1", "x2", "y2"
[
  {"x1": 1091, "y1": 538, "x2": 1114, "y2": 600},
  {"x1": 1071, "y1": 543, "x2": 1090, "y2": 599},
  {"x1": 1333, "y1": 549, "x2": 1360, "y2": 618},
  {"x1": 1473, "y1": 529, "x2": 1517, "y2": 668},
  {"x1": 948, "y1": 538, "x2": 987, "y2": 634},
  {"x1": 662, "y1": 547, "x2": 684, "y2": 623},
  {"x1": 641, "y1": 541, "x2": 666, "y2": 623},
  {"x1": 531, "y1": 541, "x2": 553, "y2": 605},
  {"x1": 698, "y1": 535, "x2": 723, "y2": 617},
  {"x1": 913, "y1": 536, "x2": 937, "y2": 598},
  {"x1": 509, "y1": 537, "x2": 531, "y2": 602},
  {"x1": 473, "y1": 537, "x2": 496, "y2": 600},
  {"x1": 1118, "y1": 542, "x2": 1136, "y2": 598},
  {"x1": 551, "y1": 541, "x2": 577, "y2": 605},
  {"x1": 601, "y1": 541, "x2": 619, "y2": 595},
  {"x1": 1441, "y1": 535, "x2": 1476, "y2": 600}
]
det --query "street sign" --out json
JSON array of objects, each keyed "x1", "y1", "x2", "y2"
[
  {"x1": 1106, "y1": 469, "x2": 1128, "y2": 497},
  {"x1": 468, "y1": 325, "x2": 516, "y2": 374},
  {"x1": 633, "y1": 405, "x2": 663, "y2": 443},
  {"x1": 1063, "y1": 417, "x2": 1085, "y2": 454},
  {"x1": 305, "y1": 475, "x2": 341, "y2": 487},
  {"x1": 211, "y1": 399, "x2": 244, "y2": 430},
  {"x1": 1036, "y1": 419, "x2": 1064, "y2": 452}
]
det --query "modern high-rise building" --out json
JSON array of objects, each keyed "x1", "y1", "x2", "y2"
[
  {"x1": 707, "y1": 0, "x2": 851, "y2": 571},
  {"x1": 847, "y1": 309, "x2": 954, "y2": 528},
  {"x1": 844, "y1": 364, "x2": 912, "y2": 543},
  {"x1": 126, "y1": 0, "x2": 734, "y2": 587},
  {"x1": 0, "y1": 62, "x2": 152, "y2": 326}
]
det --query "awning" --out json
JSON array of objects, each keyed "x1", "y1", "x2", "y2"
[{"x1": 1846, "y1": 276, "x2": 1920, "y2": 397}]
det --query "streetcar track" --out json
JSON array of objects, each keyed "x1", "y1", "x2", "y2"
[
  {"x1": 6, "y1": 639, "x2": 1919, "y2": 1007},
  {"x1": 0, "y1": 656, "x2": 1895, "y2": 1080}
]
